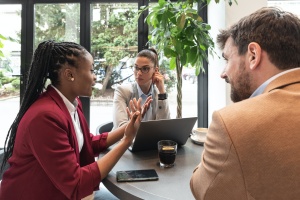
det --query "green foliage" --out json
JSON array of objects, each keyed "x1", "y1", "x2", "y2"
[
  {"x1": 139, "y1": 0, "x2": 236, "y2": 117},
  {"x1": 0, "y1": 75, "x2": 17, "y2": 85},
  {"x1": 91, "y1": 5, "x2": 138, "y2": 87},
  {"x1": 91, "y1": 8, "x2": 138, "y2": 67},
  {"x1": 34, "y1": 4, "x2": 80, "y2": 48},
  {"x1": 141, "y1": 0, "x2": 209, "y2": 74},
  {"x1": 1, "y1": 59, "x2": 13, "y2": 72},
  {"x1": 11, "y1": 79, "x2": 20, "y2": 89},
  {"x1": 0, "y1": 70, "x2": 20, "y2": 94},
  {"x1": 0, "y1": 34, "x2": 6, "y2": 58},
  {"x1": 140, "y1": 0, "x2": 236, "y2": 75},
  {"x1": 1, "y1": 76, "x2": 12, "y2": 85}
]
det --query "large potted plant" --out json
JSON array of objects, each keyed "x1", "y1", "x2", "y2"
[{"x1": 139, "y1": 0, "x2": 236, "y2": 118}]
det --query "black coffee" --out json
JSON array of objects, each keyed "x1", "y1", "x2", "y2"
[{"x1": 159, "y1": 151, "x2": 176, "y2": 165}]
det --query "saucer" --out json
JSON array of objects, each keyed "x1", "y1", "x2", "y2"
[
  {"x1": 191, "y1": 134, "x2": 206, "y2": 145},
  {"x1": 190, "y1": 128, "x2": 207, "y2": 145}
]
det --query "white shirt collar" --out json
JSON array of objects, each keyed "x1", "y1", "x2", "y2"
[
  {"x1": 137, "y1": 84, "x2": 153, "y2": 98},
  {"x1": 51, "y1": 85, "x2": 78, "y2": 113}
]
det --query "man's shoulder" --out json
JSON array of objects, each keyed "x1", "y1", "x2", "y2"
[{"x1": 218, "y1": 96, "x2": 266, "y2": 120}]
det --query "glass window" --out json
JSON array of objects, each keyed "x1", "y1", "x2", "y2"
[
  {"x1": 90, "y1": 3, "x2": 138, "y2": 132},
  {"x1": 34, "y1": 3, "x2": 80, "y2": 49},
  {"x1": 0, "y1": 4, "x2": 21, "y2": 148},
  {"x1": 268, "y1": 1, "x2": 300, "y2": 17}
]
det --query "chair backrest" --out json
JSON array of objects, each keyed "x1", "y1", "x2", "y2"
[{"x1": 96, "y1": 121, "x2": 113, "y2": 135}]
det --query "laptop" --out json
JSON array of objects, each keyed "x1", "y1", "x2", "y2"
[{"x1": 128, "y1": 117, "x2": 197, "y2": 152}]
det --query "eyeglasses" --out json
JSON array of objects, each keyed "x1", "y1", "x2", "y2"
[{"x1": 132, "y1": 66, "x2": 153, "y2": 74}]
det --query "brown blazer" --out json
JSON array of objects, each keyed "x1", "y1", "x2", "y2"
[{"x1": 190, "y1": 69, "x2": 300, "y2": 200}]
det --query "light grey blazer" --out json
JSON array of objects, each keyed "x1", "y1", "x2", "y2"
[{"x1": 112, "y1": 82, "x2": 170, "y2": 130}]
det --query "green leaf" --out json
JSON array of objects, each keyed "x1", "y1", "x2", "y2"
[
  {"x1": 187, "y1": 46, "x2": 198, "y2": 65},
  {"x1": 181, "y1": 39, "x2": 195, "y2": 47},
  {"x1": 177, "y1": 13, "x2": 186, "y2": 32},
  {"x1": 0, "y1": 34, "x2": 6, "y2": 40},
  {"x1": 170, "y1": 57, "x2": 176, "y2": 70},
  {"x1": 0, "y1": 50, "x2": 4, "y2": 58},
  {"x1": 195, "y1": 58, "x2": 204, "y2": 75},
  {"x1": 205, "y1": 24, "x2": 211, "y2": 30},
  {"x1": 158, "y1": 0, "x2": 166, "y2": 7},
  {"x1": 186, "y1": 8, "x2": 198, "y2": 15},
  {"x1": 173, "y1": 39, "x2": 183, "y2": 55},
  {"x1": 180, "y1": 53, "x2": 187, "y2": 66},
  {"x1": 164, "y1": 47, "x2": 177, "y2": 57},
  {"x1": 200, "y1": 44, "x2": 207, "y2": 51}
]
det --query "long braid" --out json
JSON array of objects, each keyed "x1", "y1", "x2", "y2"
[{"x1": 1, "y1": 40, "x2": 87, "y2": 172}]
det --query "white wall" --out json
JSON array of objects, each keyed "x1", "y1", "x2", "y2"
[{"x1": 207, "y1": 0, "x2": 267, "y2": 125}]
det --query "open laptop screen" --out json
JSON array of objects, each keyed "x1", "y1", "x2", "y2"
[{"x1": 128, "y1": 117, "x2": 197, "y2": 152}]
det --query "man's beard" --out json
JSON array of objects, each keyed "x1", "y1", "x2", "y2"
[{"x1": 230, "y1": 63, "x2": 253, "y2": 103}]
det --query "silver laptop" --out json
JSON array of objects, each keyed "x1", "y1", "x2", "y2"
[{"x1": 128, "y1": 117, "x2": 197, "y2": 152}]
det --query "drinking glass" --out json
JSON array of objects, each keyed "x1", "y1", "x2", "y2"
[{"x1": 157, "y1": 140, "x2": 177, "y2": 168}]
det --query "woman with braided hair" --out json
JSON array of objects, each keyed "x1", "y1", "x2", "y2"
[
  {"x1": 0, "y1": 40, "x2": 151, "y2": 199},
  {"x1": 112, "y1": 48, "x2": 170, "y2": 129}
]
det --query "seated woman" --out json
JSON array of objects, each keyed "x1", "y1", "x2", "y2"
[
  {"x1": 0, "y1": 40, "x2": 151, "y2": 199},
  {"x1": 112, "y1": 48, "x2": 170, "y2": 129}
]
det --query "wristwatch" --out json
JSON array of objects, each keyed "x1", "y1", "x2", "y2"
[{"x1": 158, "y1": 93, "x2": 168, "y2": 100}]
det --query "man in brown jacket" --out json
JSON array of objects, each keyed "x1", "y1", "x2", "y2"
[{"x1": 190, "y1": 7, "x2": 300, "y2": 200}]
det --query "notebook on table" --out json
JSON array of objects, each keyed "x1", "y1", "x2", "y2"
[{"x1": 128, "y1": 117, "x2": 197, "y2": 152}]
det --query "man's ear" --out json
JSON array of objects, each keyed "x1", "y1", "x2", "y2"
[{"x1": 248, "y1": 42, "x2": 261, "y2": 70}]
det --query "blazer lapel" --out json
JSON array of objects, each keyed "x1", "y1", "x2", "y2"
[{"x1": 46, "y1": 85, "x2": 80, "y2": 162}]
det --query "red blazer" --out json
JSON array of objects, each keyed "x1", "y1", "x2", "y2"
[{"x1": 0, "y1": 86, "x2": 108, "y2": 200}]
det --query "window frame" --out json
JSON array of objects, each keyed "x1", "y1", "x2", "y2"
[{"x1": 0, "y1": 0, "x2": 208, "y2": 127}]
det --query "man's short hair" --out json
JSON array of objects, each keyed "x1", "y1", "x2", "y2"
[{"x1": 217, "y1": 7, "x2": 300, "y2": 70}]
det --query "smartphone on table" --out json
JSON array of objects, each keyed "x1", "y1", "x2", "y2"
[{"x1": 116, "y1": 169, "x2": 159, "y2": 182}]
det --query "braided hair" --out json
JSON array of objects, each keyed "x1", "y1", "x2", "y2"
[
  {"x1": 1, "y1": 40, "x2": 88, "y2": 172},
  {"x1": 136, "y1": 48, "x2": 159, "y2": 68}
]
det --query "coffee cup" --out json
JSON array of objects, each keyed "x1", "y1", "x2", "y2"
[{"x1": 191, "y1": 128, "x2": 208, "y2": 144}]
